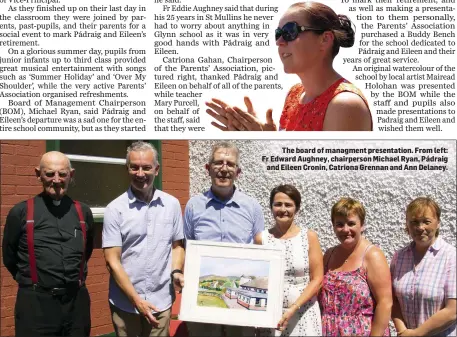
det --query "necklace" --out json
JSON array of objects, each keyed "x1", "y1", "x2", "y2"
[
  {"x1": 341, "y1": 252, "x2": 354, "y2": 265},
  {"x1": 340, "y1": 239, "x2": 362, "y2": 265}
]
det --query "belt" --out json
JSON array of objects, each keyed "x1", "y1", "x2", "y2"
[{"x1": 19, "y1": 283, "x2": 82, "y2": 296}]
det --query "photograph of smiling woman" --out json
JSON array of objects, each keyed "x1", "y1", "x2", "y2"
[{"x1": 207, "y1": 1, "x2": 372, "y2": 131}]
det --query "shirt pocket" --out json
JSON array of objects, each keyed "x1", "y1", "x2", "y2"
[{"x1": 149, "y1": 219, "x2": 174, "y2": 246}]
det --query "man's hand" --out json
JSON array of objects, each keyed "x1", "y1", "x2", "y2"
[
  {"x1": 134, "y1": 298, "x2": 160, "y2": 325},
  {"x1": 172, "y1": 272, "x2": 184, "y2": 293}
]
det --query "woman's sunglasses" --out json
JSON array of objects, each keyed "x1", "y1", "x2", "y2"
[{"x1": 275, "y1": 22, "x2": 324, "y2": 42}]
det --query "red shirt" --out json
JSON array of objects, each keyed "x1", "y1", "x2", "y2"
[{"x1": 279, "y1": 78, "x2": 371, "y2": 131}]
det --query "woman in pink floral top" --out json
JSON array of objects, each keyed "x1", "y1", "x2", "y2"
[{"x1": 319, "y1": 198, "x2": 392, "y2": 336}]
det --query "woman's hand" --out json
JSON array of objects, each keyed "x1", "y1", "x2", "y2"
[
  {"x1": 228, "y1": 97, "x2": 276, "y2": 131},
  {"x1": 205, "y1": 98, "x2": 236, "y2": 131},
  {"x1": 398, "y1": 328, "x2": 417, "y2": 336},
  {"x1": 277, "y1": 305, "x2": 297, "y2": 331},
  {"x1": 205, "y1": 97, "x2": 277, "y2": 131}
]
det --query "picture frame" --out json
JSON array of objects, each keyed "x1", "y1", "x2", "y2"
[{"x1": 179, "y1": 240, "x2": 285, "y2": 328}]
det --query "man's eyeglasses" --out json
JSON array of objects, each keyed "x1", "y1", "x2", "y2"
[
  {"x1": 211, "y1": 160, "x2": 237, "y2": 170},
  {"x1": 275, "y1": 22, "x2": 324, "y2": 42}
]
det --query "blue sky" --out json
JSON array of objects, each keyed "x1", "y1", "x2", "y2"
[{"x1": 199, "y1": 256, "x2": 269, "y2": 278}]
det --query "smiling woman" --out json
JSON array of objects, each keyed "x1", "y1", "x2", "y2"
[
  {"x1": 391, "y1": 198, "x2": 456, "y2": 337},
  {"x1": 255, "y1": 184, "x2": 323, "y2": 336},
  {"x1": 319, "y1": 198, "x2": 392, "y2": 336},
  {"x1": 206, "y1": 1, "x2": 372, "y2": 132}
]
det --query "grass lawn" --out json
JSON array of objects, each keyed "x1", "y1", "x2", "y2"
[{"x1": 197, "y1": 294, "x2": 228, "y2": 308}]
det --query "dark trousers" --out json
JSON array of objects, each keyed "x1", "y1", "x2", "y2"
[{"x1": 15, "y1": 285, "x2": 91, "y2": 337}]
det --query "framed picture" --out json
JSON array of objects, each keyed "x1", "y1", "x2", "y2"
[{"x1": 179, "y1": 240, "x2": 285, "y2": 328}]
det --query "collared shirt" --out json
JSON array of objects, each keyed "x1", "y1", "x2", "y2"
[
  {"x1": 2, "y1": 193, "x2": 94, "y2": 287},
  {"x1": 184, "y1": 188, "x2": 264, "y2": 243},
  {"x1": 391, "y1": 237, "x2": 456, "y2": 336},
  {"x1": 102, "y1": 188, "x2": 184, "y2": 314}
]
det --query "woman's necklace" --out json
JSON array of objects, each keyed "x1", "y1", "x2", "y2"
[{"x1": 341, "y1": 239, "x2": 362, "y2": 265}]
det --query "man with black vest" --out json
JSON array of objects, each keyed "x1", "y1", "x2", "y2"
[{"x1": 2, "y1": 151, "x2": 94, "y2": 337}]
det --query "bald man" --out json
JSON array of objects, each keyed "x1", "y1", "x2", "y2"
[{"x1": 2, "y1": 151, "x2": 94, "y2": 337}]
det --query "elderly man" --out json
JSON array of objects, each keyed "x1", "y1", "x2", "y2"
[
  {"x1": 184, "y1": 141, "x2": 265, "y2": 337},
  {"x1": 2, "y1": 151, "x2": 94, "y2": 337},
  {"x1": 103, "y1": 141, "x2": 185, "y2": 337}
]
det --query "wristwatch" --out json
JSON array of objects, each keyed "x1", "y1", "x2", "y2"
[{"x1": 170, "y1": 269, "x2": 183, "y2": 279}]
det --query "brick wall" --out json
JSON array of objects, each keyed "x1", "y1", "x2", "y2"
[
  {"x1": 162, "y1": 141, "x2": 190, "y2": 337},
  {"x1": 162, "y1": 141, "x2": 190, "y2": 212},
  {"x1": 85, "y1": 249, "x2": 113, "y2": 336},
  {"x1": 1, "y1": 140, "x2": 46, "y2": 337},
  {"x1": 0, "y1": 140, "x2": 190, "y2": 336}
]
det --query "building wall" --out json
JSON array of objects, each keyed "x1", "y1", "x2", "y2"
[
  {"x1": 237, "y1": 298, "x2": 249, "y2": 309},
  {"x1": 162, "y1": 140, "x2": 190, "y2": 212},
  {"x1": 0, "y1": 140, "x2": 189, "y2": 336},
  {"x1": 1, "y1": 140, "x2": 46, "y2": 337}
]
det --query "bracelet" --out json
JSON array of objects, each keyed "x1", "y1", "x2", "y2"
[{"x1": 290, "y1": 303, "x2": 300, "y2": 310}]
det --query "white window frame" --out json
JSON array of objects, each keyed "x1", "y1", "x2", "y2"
[{"x1": 66, "y1": 153, "x2": 126, "y2": 220}]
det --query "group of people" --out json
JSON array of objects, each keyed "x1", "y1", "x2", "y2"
[
  {"x1": 3, "y1": 141, "x2": 455, "y2": 337},
  {"x1": 254, "y1": 185, "x2": 455, "y2": 337}
]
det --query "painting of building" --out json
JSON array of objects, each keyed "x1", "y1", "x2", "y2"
[
  {"x1": 236, "y1": 277, "x2": 268, "y2": 310},
  {"x1": 197, "y1": 257, "x2": 270, "y2": 311},
  {"x1": 224, "y1": 287, "x2": 239, "y2": 299},
  {"x1": 239, "y1": 275, "x2": 252, "y2": 286}
]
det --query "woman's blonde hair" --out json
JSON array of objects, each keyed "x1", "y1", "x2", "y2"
[
  {"x1": 406, "y1": 197, "x2": 441, "y2": 237},
  {"x1": 331, "y1": 197, "x2": 366, "y2": 225}
]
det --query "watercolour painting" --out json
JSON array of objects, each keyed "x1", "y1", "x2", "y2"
[
  {"x1": 197, "y1": 256, "x2": 270, "y2": 311},
  {"x1": 180, "y1": 240, "x2": 284, "y2": 328}
]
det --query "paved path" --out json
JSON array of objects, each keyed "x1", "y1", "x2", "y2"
[
  {"x1": 222, "y1": 294, "x2": 267, "y2": 311},
  {"x1": 223, "y1": 295, "x2": 245, "y2": 309}
]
